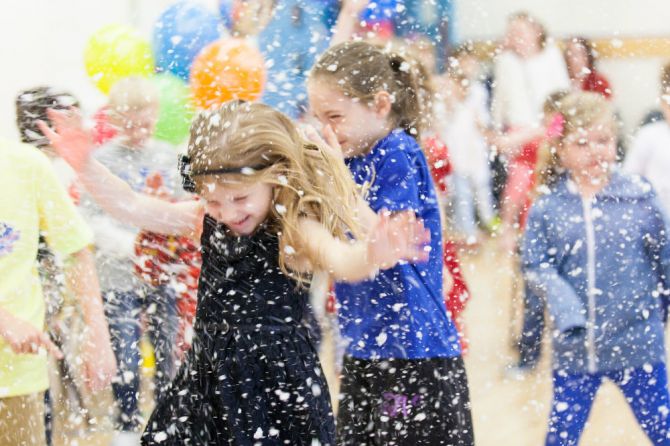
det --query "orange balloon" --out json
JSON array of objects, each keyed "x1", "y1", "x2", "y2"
[{"x1": 190, "y1": 38, "x2": 265, "y2": 109}]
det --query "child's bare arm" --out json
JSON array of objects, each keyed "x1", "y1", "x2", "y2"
[
  {"x1": 77, "y1": 158, "x2": 203, "y2": 236},
  {"x1": 297, "y1": 211, "x2": 430, "y2": 283},
  {"x1": 38, "y1": 110, "x2": 202, "y2": 237},
  {"x1": 330, "y1": 0, "x2": 368, "y2": 45},
  {"x1": 65, "y1": 247, "x2": 117, "y2": 391}
]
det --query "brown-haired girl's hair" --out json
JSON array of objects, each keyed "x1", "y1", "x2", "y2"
[
  {"x1": 310, "y1": 41, "x2": 422, "y2": 140},
  {"x1": 187, "y1": 100, "x2": 364, "y2": 282}
]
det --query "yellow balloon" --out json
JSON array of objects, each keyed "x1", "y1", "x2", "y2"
[{"x1": 84, "y1": 24, "x2": 154, "y2": 94}]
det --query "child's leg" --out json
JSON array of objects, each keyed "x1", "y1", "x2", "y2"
[
  {"x1": 546, "y1": 369, "x2": 601, "y2": 445},
  {"x1": 338, "y1": 356, "x2": 474, "y2": 446},
  {"x1": 517, "y1": 282, "x2": 545, "y2": 368},
  {"x1": 145, "y1": 285, "x2": 178, "y2": 400},
  {"x1": 0, "y1": 393, "x2": 47, "y2": 446},
  {"x1": 611, "y1": 362, "x2": 670, "y2": 444},
  {"x1": 104, "y1": 290, "x2": 143, "y2": 431},
  {"x1": 337, "y1": 356, "x2": 376, "y2": 445}
]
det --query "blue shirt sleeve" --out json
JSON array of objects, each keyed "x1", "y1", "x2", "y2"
[
  {"x1": 642, "y1": 195, "x2": 670, "y2": 322},
  {"x1": 522, "y1": 199, "x2": 587, "y2": 334},
  {"x1": 366, "y1": 151, "x2": 420, "y2": 213}
]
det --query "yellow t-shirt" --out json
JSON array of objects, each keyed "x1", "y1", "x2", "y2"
[{"x1": 0, "y1": 140, "x2": 93, "y2": 398}]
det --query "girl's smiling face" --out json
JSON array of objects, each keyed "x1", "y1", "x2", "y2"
[
  {"x1": 199, "y1": 180, "x2": 273, "y2": 235},
  {"x1": 307, "y1": 79, "x2": 392, "y2": 158},
  {"x1": 559, "y1": 122, "x2": 617, "y2": 182}
]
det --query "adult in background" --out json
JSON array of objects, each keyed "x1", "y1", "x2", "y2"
[{"x1": 564, "y1": 36, "x2": 612, "y2": 99}]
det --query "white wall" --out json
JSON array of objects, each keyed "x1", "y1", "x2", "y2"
[
  {"x1": 0, "y1": 0, "x2": 218, "y2": 140},
  {"x1": 0, "y1": 0, "x2": 667, "y2": 140},
  {"x1": 455, "y1": 0, "x2": 670, "y2": 139}
]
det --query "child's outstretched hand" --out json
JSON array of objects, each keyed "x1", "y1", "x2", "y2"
[
  {"x1": 37, "y1": 108, "x2": 95, "y2": 172},
  {"x1": 367, "y1": 210, "x2": 431, "y2": 270}
]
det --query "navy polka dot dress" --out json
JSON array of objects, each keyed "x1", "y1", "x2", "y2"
[{"x1": 142, "y1": 216, "x2": 335, "y2": 445}]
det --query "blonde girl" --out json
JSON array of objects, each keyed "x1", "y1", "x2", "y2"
[{"x1": 39, "y1": 100, "x2": 428, "y2": 445}]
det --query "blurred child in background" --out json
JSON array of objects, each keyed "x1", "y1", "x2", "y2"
[
  {"x1": 523, "y1": 92, "x2": 670, "y2": 445},
  {"x1": 82, "y1": 77, "x2": 182, "y2": 446},
  {"x1": 564, "y1": 36, "x2": 612, "y2": 99},
  {"x1": 0, "y1": 130, "x2": 115, "y2": 446},
  {"x1": 437, "y1": 68, "x2": 496, "y2": 245},
  {"x1": 624, "y1": 62, "x2": 670, "y2": 213},
  {"x1": 15, "y1": 86, "x2": 118, "y2": 443}
]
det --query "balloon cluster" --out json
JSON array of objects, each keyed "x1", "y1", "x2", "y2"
[
  {"x1": 84, "y1": 1, "x2": 268, "y2": 144},
  {"x1": 83, "y1": 0, "x2": 449, "y2": 139}
]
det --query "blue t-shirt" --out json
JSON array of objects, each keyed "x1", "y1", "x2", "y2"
[{"x1": 335, "y1": 129, "x2": 461, "y2": 359}]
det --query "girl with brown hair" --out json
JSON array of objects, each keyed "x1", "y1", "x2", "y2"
[{"x1": 308, "y1": 41, "x2": 474, "y2": 445}]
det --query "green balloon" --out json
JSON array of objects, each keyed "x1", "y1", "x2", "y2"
[{"x1": 151, "y1": 73, "x2": 194, "y2": 145}]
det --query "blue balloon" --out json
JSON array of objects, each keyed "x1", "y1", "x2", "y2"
[
  {"x1": 258, "y1": 0, "x2": 329, "y2": 118},
  {"x1": 310, "y1": 0, "x2": 341, "y2": 31},
  {"x1": 153, "y1": 1, "x2": 222, "y2": 81},
  {"x1": 218, "y1": 0, "x2": 233, "y2": 29},
  {"x1": 395, "y1": 0, "x2": 454, "y2": 41},
  {"x1": 394, "y1": 0, "x2": 456, "y2": 71},
  {"x1": 361, "y1": 0, "x2": 398, "y2": 23}
]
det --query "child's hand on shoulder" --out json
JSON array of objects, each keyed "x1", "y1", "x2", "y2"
[{"x1": 367, "y1": 210, "x2": 431, "y2": 269}]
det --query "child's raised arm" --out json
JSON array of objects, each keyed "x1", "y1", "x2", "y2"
[
  {"x1": 330, "y1": 0, "x2": 368, "y2": 46},
  {"x1": 38, "y1": 110, "x2": 202, "y2": 237},
  {"x1": 297, "y1": 211, "x2": 430, "y2": 283}
]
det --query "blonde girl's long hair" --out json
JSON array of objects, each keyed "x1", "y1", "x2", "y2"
[{"x1": 188, "y1": 100, "x2": 364, "y2": 282}]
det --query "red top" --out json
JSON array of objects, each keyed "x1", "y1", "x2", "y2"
[
  {"x1": 133, "y1": 173, "x2": 202, "y2": 302},
  {"x1": 512, "y1": 136, "x2": 541, "y2": 167},
  {"x1": 582, "y1": 70, "x2": 612, "y2": 99},
  {"x1": 422, "y1": 136, "x2": 452, "y2": 193}
]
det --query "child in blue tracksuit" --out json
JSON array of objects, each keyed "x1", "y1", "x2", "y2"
[
  {"x1": 309, "y1": 41, "x2": 473, "y2": 445},
  {"x1": 522, "y1": 91, "x2": 670, "y2": 445}
]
